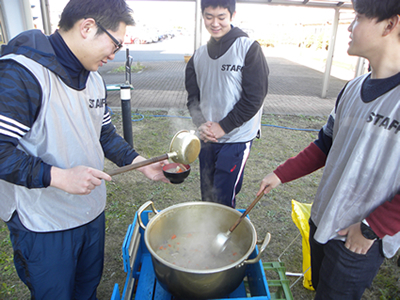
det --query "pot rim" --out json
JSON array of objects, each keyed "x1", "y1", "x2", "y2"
[{"x1": 143, "y1": 201, "x2": 258, "y2": 274}]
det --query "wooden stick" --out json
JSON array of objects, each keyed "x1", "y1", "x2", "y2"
[{"x1": 107, "y1": 154, "x2": 169, "y2": 176}]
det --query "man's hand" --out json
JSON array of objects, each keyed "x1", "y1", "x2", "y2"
[
  {"x1": 257, "y1": 172, "x2": 282, "y2": 196},
  {"x1": 209, "y1": 122, "x2": 225, "y2": 139},
  {"x1": 133, "y1": 156, "x2": 169, "y2": 183},
  {"x1": 50, "y1": 165, "x2": 111, "y2": 195},
  {"x1": 198, "y1": 121, "x2": 218, "y2": 143},
  {"x1": 338, "y1": 222, "x2": 375, "y2": 254}
]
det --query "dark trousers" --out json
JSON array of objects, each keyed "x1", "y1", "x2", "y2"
[
  {"x1": 309, "y1": 219, "x2": 384, "y2": 300},
  {"x1": 199, "y1": 141, "x2": 252, "y2": 208},
  {"x1": 6, "y1": 212, "x2": 105, "y2": 300}
]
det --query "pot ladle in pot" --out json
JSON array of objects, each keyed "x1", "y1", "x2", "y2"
[
  {"x1": 210, "y1": 186, "x2": 268, "y2": 255},
  {"x1": 107, "y1": 130, "x2": 200, "y2": 177}
]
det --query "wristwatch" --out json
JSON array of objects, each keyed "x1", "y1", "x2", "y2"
[{"x1": 360, "y1": 221, "x2": 378, "y2": 240}]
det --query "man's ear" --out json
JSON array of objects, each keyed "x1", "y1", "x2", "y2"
[
  {"x1": 382, "y1": 15, "x2": 400, "y2": 37},
  {"x1": 230, "y1": 11, "x2": 236, "y2": 21},
  {"x1": 80, "y1": 18, "x2": 96, "y2": 39}
]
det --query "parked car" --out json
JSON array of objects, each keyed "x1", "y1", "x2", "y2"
[
  {"x1": 257, "y1": 38, "x2": 275, "y2": 48},
  {"x1": 144, "y1": 29, "x2": 160, "y2": 43},
  {"x1": 124, "y1": 26, "x2": 144, "y2": 44},
  {"x1": 124, "y1": 34, "x2": 142, "y2": 44}
]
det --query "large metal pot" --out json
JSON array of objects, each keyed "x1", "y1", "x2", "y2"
[{"x1": 137, "y1": 201, "x2": 271, "y2": 299}]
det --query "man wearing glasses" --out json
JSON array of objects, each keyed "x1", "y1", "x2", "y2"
[{"x1": 0, "y1": 0, "x2": 168, "y2": 299}]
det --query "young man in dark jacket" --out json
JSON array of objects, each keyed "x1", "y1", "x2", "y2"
[
  {"x1": 185, "y1": 0, "x2": 269, "y2": 208},
  {"x1": 0, "y1": 0, "x2": 167, "y2": 298},
  {"x1": 258, "y1": 0, "x2": 400, "y2": 298}
]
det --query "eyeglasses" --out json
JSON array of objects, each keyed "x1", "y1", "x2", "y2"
[{"x1": 96, "y1": 21, "x2": 123, "y2": 54}]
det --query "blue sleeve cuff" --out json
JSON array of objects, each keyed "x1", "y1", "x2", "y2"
[{"x1": 42, "y1": 163, "x2": 52, "y2": 187}]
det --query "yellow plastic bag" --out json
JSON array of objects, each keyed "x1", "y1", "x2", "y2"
[{"x1": 291, "y1": 200, "x2": 314, "y2": 290}]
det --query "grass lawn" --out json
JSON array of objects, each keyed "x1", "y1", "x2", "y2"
[{"x1": 1, "y1": 112, "x2": 399, "y2": 299}]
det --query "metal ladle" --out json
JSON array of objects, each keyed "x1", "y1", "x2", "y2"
[
  {"x1": 210, "y1": 186, "x2": 268, "y2": 255},
  {"x1": 107, "y1": 130, "x2": 200, "y2": 176}
]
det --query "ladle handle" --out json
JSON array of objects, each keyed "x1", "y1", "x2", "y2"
[
  {"x1": 107, "y1": 154, "x2": 169, "y2": 176},
  {"x1": 228, "y1": 186, "x2": 268, "y2": 233}
]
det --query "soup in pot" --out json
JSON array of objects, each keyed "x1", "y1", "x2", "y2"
[{"x1": 155, "y1": 231, "x2": 245, "y2": 270}]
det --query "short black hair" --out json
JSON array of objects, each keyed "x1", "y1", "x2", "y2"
[
  {"x1": 201, "y1": 0, "x2": 236, "y2": 18},
  {"x1": 352, "y1": 0, "x2": 400, "y2": 22},
  {"x1": 58, "y1": 0, "x2": 134, "y2": 33}
]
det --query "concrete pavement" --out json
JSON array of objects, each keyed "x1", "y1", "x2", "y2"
[{"x1": 99, "y1": 55, "x2": 348, "y2": 117}]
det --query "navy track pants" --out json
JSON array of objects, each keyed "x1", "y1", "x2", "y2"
[
  {"x1": 199, "y1": 141, "x2": 252, "y2": 208},
  {"x1": 6, "y1": 212, "x2": 105, "y2": 300}
]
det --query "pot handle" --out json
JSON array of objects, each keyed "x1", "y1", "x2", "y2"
[
  {"x1": 137, "y1": 201, "x2": 158, "y2": 230},
  {"x1": 237, "y1": 232, "x2": 271, "y2": 268}
]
